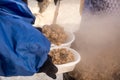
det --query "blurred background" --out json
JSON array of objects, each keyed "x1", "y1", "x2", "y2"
[{"x1": 28, "y1": 0, "x2": 81, "y2": 32}]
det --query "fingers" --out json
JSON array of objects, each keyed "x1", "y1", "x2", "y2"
[
  {"x1": 38, "y1": 55, "x2": 58, "y2": 79},
  {"x1": 46, "y1": 55, "x2": 58, "y2": 73},
  {"x1": 43, "y1": 55, "x2": 58, "y2": 79},
  {"x1": 46, "y1": 72, "x2": 57, "y2": 79}
]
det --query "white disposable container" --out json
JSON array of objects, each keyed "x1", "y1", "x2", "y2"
[
  {"x1": 51, "y1": 31, "x2": 75, "y2": 48},
  {"x1": 50, "y1": 47, "x2": 81, "y2": 74}
]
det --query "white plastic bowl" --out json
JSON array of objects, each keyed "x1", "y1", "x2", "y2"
[
  {"x1": 51, "y1": 31, "x2": 75, "y2": 48},
  {"x1": 50, "y1": 47, "x2": 81, "y2": 74}
]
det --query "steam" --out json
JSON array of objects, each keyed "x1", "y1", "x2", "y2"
[{"x1": 71, "y1": 7, "x2": 120, "y2": 80}]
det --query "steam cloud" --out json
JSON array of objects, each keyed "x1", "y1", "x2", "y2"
[{"x1": 70, "y1": 0, "x2": 120, "y2": 79}]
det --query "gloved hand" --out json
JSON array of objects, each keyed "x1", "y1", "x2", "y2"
[{"x1": 38, "y1": 55, "x2": 58, "y2": 79}]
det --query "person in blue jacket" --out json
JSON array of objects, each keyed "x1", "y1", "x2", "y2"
[{"x1": 0, "y1": 0, "x2": 57, "y2": 79}]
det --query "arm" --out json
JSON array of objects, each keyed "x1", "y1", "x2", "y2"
[{"x1": 0, "y1": 0, "x2": 57, "y2": 78}]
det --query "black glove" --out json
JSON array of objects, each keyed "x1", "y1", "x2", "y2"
[
  {"x1": 38, "y1": 55, "x2": 58, "y2": 79},
  {"x1": 36, "y1": 27, "x2": 42, "y2": 32}
]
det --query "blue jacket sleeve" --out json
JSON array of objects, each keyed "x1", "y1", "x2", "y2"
[{"x1": 0, "y1": 0, "x2": 51, "y2": 76}]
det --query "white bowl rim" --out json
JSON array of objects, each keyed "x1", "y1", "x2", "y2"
[
  {"x1": 50, "y1": 47, "x2": 81, "y2": 67},
  {"x1": 51, "y1": 31, "x2": 75, "y2": 46}
]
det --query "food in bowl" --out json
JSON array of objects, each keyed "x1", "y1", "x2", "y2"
[
  {"x1": 42, "y1": 24, "x2": 67, "y2": 45},
  {"x1": 49, "y1": 48, "x2": 75, "y2": 65},
  {"x1": 49, "y1": 47, "x2": 81, "y2": 74}
]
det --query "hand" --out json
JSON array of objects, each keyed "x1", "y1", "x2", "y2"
[{"x1": 38, "y1": 55, "x2": 58, "y2": 79}]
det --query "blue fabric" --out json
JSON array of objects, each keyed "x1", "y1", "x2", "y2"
[{"x1": 0, "y1": 0, "x2": 51, "y2": 76}]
